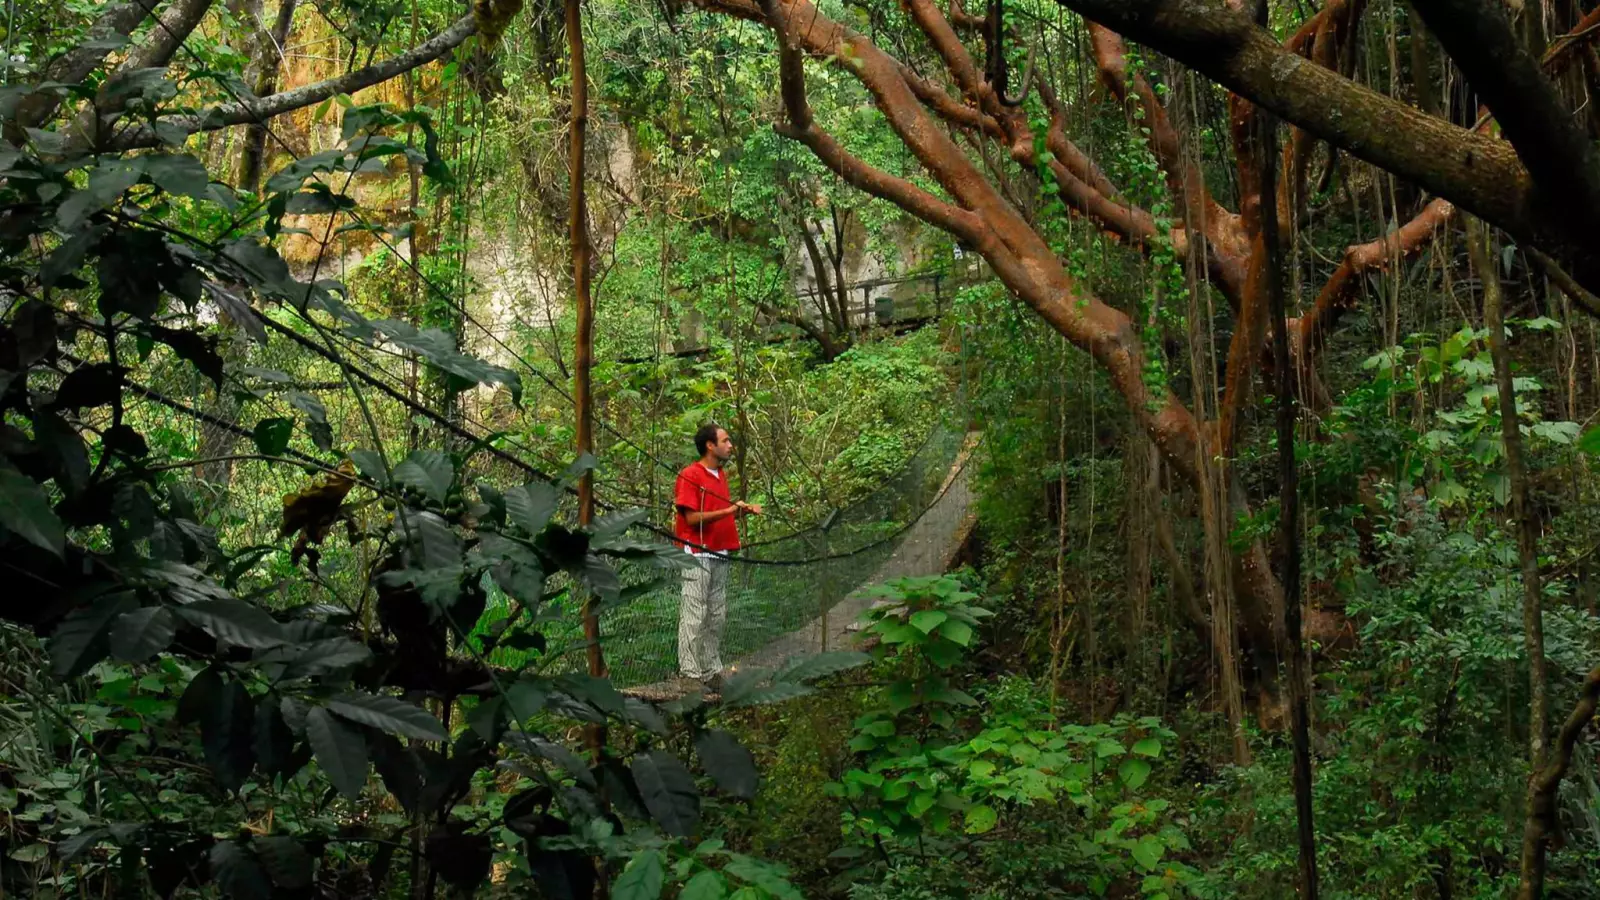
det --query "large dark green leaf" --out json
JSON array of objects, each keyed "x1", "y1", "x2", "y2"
[
  {"x1": 371, "y1": 733, "x2": 423, "y2": 814},
  {"x1": 13, "y1": 300, "x2": 58, "y2": 365},
  {"x1": 0, "y1": 462, "x2": 65, "y2": 557},
  {"x1": 774, "y1": 651, "x2": 873, "y2": 684},
  {"x1": 147, "y1": 324, "x2": 223, "y2": 387},
  {"x1": 1580, "y1": 425, "x2": 1600, "y2": 456},
  {"x1": 348, "y1": 448, "x2": 390, "y2": 487},
  {"x1": 253, "y1": 836, "x2": 313, "y2": 889},
  {"x1": 611, "y1": 849, "x2": 664, "y2": 900},
  {"x1": 694, "y1": 730, "x2": 758, "y2": 799},
  {"x1": 366, "y1": 318, "x2": 522, "y2": 401},
  {"x1": 393, "y1": 449, "x2": 453, "y2": 503},
  {"x1": 325, "y1": 692, "x2": 448, "y2": 741},
  {"x1": 209, "y1": 840, "x2": 270, "y2": 900},
  {"x1": 287, "y1": 391, "x2": 332, "y2": 451},
  {"x1": 554, "y1": 674, "x2": 626, "y2": 717},
  {"x1": 254, "y1": 701, "x2": 298, "y2": 780},
  {"x1": 57, "y1": 158, "x2": 144, "y2": 230},
  {"x1": 49, "y1": 592, "x2": 138, "y2": 678},
  {"x1": 269, "y1": 637, "x2": 372, "y2": 680},
  {"x1": 52, "y1": 362, "x2": 122, "y2": 411},
  {"x1": 200, "y1": 680, "x2": 256, "y2": 792},
  {"x1": 396, "y1": 510, "x2": 461, "y2": 570},
  {"x1": 144, "y1": 153, "x2": 211, "y2": 200},
  {"x1": 505, "y1": 480, "x2": 561, "y2": 535},
  {"x1": 630, "y1": 751, "x2": 700, "y2": 837},
  {"x1": 305, "y1": 707, "x2": 367, "y2": 800},
  {"x1": 579, "y1": 555, "x2": 621, "y2": 603},
  {"x1": 174, "y1": 598, "x2": 287, "y2": 649},
  {"x1": 108, "y1": 605, "x2": 176, "y2": 661},
  {"x1": 506, "y1": 732, "x2": 595, "y2": 788},
  {"x1": 251, "y1": 417, "x2": 294, "y2": 455}
]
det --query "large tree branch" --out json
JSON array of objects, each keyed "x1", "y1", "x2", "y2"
[
  {"x1": 1296, "y1": 5, "x2": 1600, "y2": 364},
  {"x1": 118, "y1": 0, "x2": 214, "y2": 72},
  {"x1": 68, "y1": 0, "x2": 216, "y2": 148},
  {"x1": 1408, "y1": 0, "x2": 1600, "y2": 270},
  {"x1": 1088, "y1": 25, "x2": 1249, "y2": 302},
  {"x1": 692, "y1": 0, "x2": 1286, "y2": 686},
  {"x1": 11, "y1": 0, "x2": 157, "y2": 130},
  {"x1": 96, "y1": 13, "x2": 478, "y2": 152},
  {"x1": 1050, "y1": 0, "x2": 1561, "y2": 279}
]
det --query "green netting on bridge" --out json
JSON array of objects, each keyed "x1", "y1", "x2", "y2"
[{"x1": 476, "y1": 421, "x2": 974, "y2": 687}]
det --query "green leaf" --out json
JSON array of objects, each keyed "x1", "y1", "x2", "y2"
[
  {"x1": 0, "y1": 463, "x2": 65, "y2": 557},
  {"x1": 200, "y1": 680, "x2": 256, "y2": 792},
  {"x1": 724, "y1": 682, "x2": 815, "y2": 708},
  {"x1": 505, "y1": 480, "x2": 562, "y2": 534},
  {"x1": 253, "y1": 836, "x2": 314, "y2": 889},
  {"x1": 144, "y1": 153, "x2": 211, "y2": 200},
  {"x1": 108, "y1": 606, "x2": 177, "y2": 661},
  {"x1": 1131, "y1": 737, "x2": 1162, "y2": 758},
  {"x1": 393, "y1": 450, "x2": 453, "y2": 503},
  {"x1": 632, "y1": 751, "x2": 701, "y2": 837},
  {"x1": 50, "y1": 593, "x2": 139, "y2": 678},
  {"x1": 909, "y1": 609, "x2": 949, "y2": 633},
  {"x1": 287, "y1": 391, "x2": 333, "y2": 451},
  {"x1": 695, "y1": 730, "x2": 758, "y2": 799},
  {"x1": 305, "y1": 707, "x2": 368, "y2": 800},
  {"x1": 679, "y1": 870, "x2": 728, "y2": 900},
  {"x1": 1579, "y1": 425, "x2": 1600, "y2": 456},
  {"x1": 348, "y1": 449, "x2": 389, "y2": 487},
  {"x1": 1118, "y1": 758, "x2": 1152, "y2": 789},
  {"x1": 175, "y1": 598, "x2": 287, "y2": 649},
  {"x1": 1094, "y1": 739, "x2": 1125, "y2": 759},
  {"x1": 1130, "y1": 835, "x2": 1165, "y2": 872},
  {"x1": 397, "y1": 510, "x2": 461, "y2": 571},
  {"x1": 937, "y1": 619, "x2": 974, "y2": 646},
  {"x1": 505, "y1": 732, "x2": 596, "y2": 788},
  {"x1": 210, "y1": 840, "x2": 271, "y2": 900},
  {"x1": 251, "y1": 417, "x2": 294, "y2": 455},
  {"x1": 774, "y1": 650, "x2": 872, "y2": 683},
  {"x1": 964, "y1": 804, "x2": 998, "y2": 834},
  {"x1": 611, "y1": 849, "x2": 664, "y2": 900},
  {"x1": 325, "y1": 692, "x2": 448, "y2": 741}
]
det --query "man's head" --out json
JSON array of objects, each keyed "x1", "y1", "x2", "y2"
[{"x1": 694, "y1": 423, "x2": 734, "y2": 464}]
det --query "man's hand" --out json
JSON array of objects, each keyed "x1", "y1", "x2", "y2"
[{"x1": 735, "y1": 501, "x2": 764, "y2": 516}]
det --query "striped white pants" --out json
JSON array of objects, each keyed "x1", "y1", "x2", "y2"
[{"x1": 678, "y1": 554, "x2": 730, "y2": 679}]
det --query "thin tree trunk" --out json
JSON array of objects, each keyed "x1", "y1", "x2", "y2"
[
  {"x1": 1260, "y1": 95, "x2": 1319, "y2": 900},
  {"x1": 1468, "y1": 216, "x2": 1554, "y2": 897},
  {"x1": 567, "y1": 0, "x2": 608, "y2": 755},
  {"x1": 239, "y1": 0, "x2": 299, "y2": 192}
]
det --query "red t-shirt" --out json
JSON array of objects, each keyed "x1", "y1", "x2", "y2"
[{"x1": 674, "y1": 463, "x2": 740, "y2": 554}]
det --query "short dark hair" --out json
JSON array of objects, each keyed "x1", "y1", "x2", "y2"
[{"x1": 694, "y1": 423, "x2": 723, "y2": 457}]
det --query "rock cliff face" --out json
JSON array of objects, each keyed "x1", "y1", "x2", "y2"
[{"x1": 259, "y1": 4, "x2": 946, "y2": 373}]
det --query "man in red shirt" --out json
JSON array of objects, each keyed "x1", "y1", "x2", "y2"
[{"x1": 674, "y1": 423, "x2": 761, "y2": 693}]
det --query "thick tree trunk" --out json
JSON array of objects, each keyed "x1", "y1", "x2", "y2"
[
  {"x1": 724, "y1": 0, "x2": 1289, "y2": 678},
  {"x1": 10, "y1": 0, "x2": 154, "y2": 132},
  {"x1": 96, "y1": 14, "x2": 479, "y2": 152},
  {"x1": 1468, "y1": 216, "x2": 1559, "y2": 897},
  {"x1": 1517, "y1": 664, "x2": 1600, "y2": 899},
  {"x1": 238, "y1": 0, "x2": 300, "y2": 192}
]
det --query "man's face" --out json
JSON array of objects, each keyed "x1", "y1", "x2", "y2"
[{"x1": 712, "y1": 429, "x2": 735, "y2": 461}]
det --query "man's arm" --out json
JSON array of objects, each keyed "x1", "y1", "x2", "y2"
[{"x1": 681, "y1": 501, "x2": 760, "y2": 525}]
